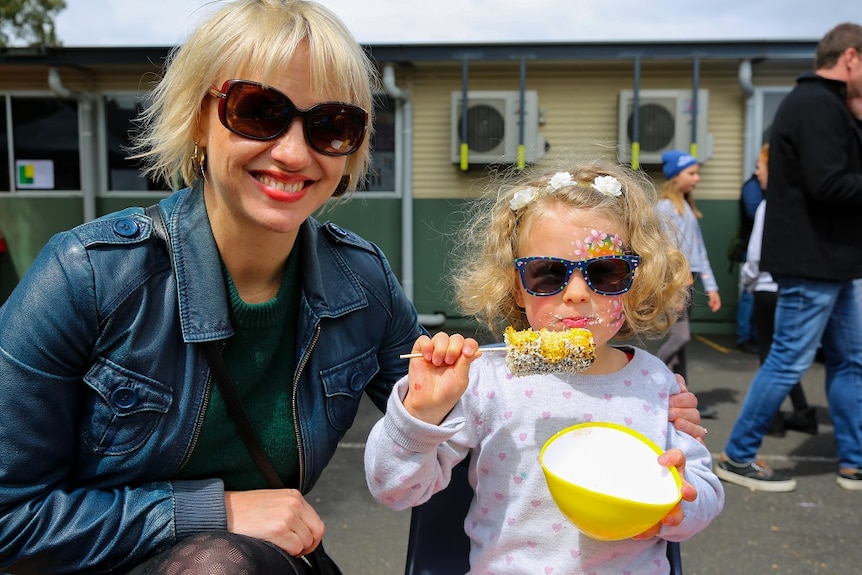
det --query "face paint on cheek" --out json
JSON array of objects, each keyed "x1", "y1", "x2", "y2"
[
  {"x1": 604, "y1": 298, "x2": 626, "y2": 329},
  {"x1": 574, "y1": 231, "x2": 626, "y2": 260}
]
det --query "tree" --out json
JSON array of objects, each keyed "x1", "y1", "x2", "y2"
[{"x1": 0, "y1": 0, "x2": 66, "y2": 47}]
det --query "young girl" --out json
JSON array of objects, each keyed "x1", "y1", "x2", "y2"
[
  {"x1": 364, "y1": 161, "x2": 724, "y2": 574},
  {"x1": 656, "y1": 150, "x2": 722, "y2": 419}
]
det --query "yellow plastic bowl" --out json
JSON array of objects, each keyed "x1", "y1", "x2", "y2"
[{"x1": 539, "y1": 422, "x2": 682, "y2": 541}]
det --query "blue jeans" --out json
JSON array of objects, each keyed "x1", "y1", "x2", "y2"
[
  {"x1": 736, "y1": 288, "x2": 755, "y2": 344},
  {"x1": 725, "y1": 276, "x2": 862, "y2": 469}
]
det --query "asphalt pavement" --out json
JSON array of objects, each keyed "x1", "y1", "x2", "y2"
[{"x1": 311, "y1": 332, "x2": 862, "y2": 575}]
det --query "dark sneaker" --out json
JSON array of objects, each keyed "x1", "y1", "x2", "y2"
[
  {"x1": 736, "y1": 340, "x2": 759, "y2": 354},
  {"x1": 837, "y1": 469, "x2": 862, "y2": 491},
  {"x1": 716, "y1": 454, "x2": 797, "y2": 492}
]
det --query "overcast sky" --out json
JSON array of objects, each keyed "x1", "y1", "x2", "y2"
[{"x1": 54, "y1": 0, "x2": 862, "y2": 46}]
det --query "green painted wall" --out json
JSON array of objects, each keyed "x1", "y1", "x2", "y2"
[
  {"x1": 0, "y1": 197, "x2": 84, "y2": 301},
  {"x1": 323, "y1": 198, "x2": 471, "y2": 319},
  {"x1": 0, "y1": 195, "x2": 742, "y2": 336},
  {"x1": 690, "y1": 199, "x2": 739, "y2": 335}
]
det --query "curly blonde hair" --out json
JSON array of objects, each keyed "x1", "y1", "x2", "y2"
[
  {"x1": 129, "y1": 0, "x2": 377, "y2": 192},
  {"x1": 452, "y1": 159, "x2": 690, "y2": 340}
]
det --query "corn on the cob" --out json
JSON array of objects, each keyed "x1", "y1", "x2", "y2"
[{"x1": 503, "y1": 326, "x2": 596, "y2": 376}]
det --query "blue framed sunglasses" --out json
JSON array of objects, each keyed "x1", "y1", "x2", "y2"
[{"x1": 514, "y1": 255, "x2": 641, "y2": 296}]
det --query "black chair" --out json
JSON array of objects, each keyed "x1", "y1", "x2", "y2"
[{"x1": 404, "y1": 459, "x2": 683, "y2": 575}]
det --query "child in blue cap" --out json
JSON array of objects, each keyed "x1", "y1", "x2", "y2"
[{"x1": 656, "y1": 150, "x2": 722, "y2": 418}]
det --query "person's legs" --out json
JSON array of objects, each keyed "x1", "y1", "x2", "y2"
[
  {"x1": 657, "y1": 313, "x2": 689, "y2": 379},
  {"x1": 752, "y1": 290, "x2": 786, "y2": 435},
  {"x1": 753, "y1": 290, "x2": 815, "y2": 434},
  {"x1": 124, "y1": 532, "x2": 304, "y2": 575},
  {"x1": 657, "y1": 284, "x2": 694, "y2": 379},
  {"x1": 736, "y1": 287, "x2": 756, "y2": 350},
  {"x1": 752, "y1": 290, "x2": 775, "y2": 365},
  {"x1": 723, "y1": 278, "x2": 836, "y2": 465},
  {"x1": 819, "y1": 281, "x2": 862, "y2": 478}
]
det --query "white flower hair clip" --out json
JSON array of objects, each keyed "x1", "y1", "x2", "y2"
[
  {"x1": 592, "y1": 175, "x2": 623, "y2": 197},
  {"x1": 508, "y1": 172, "x2": 622, "y2": 213},
  {"x1": 548, "y1": 172, "x2": 575, "y2": 191},
  {"x1": 509, "y1": 186, "x2": 539, "y2": 211},
  {"x1": 509, "y1": 172, "x2": 575, "y2": 212}
]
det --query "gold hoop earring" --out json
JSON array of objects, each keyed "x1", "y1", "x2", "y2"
[
  {"x1": 192, "y1": 143, "x2": 207, "y2": 179},
  {"x1": 333, "y1": 175, "x2": 351, "y2": 197}
]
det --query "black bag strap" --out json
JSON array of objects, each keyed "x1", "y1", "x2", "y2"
[
  {"x1": 200, "y1": 341, "x2": 285, "y2": 489},
  {"x1": 145, "y1": 203, "x2": 171, "y2": 261}
]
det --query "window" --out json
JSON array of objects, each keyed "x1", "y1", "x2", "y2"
[
  {"x1": 11, "y1": 96, "x2": 81, "y2": 191},
  {"x1": 743, "y1": 86, "x2": 792, "y2": 175},
  {"x1": 755, "y1": 87, "x2": 792, "y2": 149},
  {"x1": 104, "y1": 94, "x2": 170, "y2": 192},
  {"x1": 359, "y1": 95, "x2": 396, "y2": 193}
]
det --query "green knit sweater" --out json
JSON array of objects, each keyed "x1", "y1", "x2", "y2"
[{"x1": 176, "y1": 250, "x2": 300, "y2": 490}]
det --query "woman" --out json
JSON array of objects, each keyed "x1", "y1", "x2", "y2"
[{"x1": 0, "y1": 2, "x2": 704, "y2": 573}]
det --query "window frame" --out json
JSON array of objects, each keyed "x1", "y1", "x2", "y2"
[
  {"x1": 1, "y1": 90, "x2": 85, "y2": 197},
  {"x1": 98, "y1": 91, "x2": 172, "y2": 197},
  {"x1": 355, "y1": 92, "x2": 399, "y2": 198}
]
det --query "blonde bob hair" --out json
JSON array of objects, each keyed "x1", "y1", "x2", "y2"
[
  {"x1": 452, "y1": 159, "x2": 690, "y2": 339},
  {"x1": 130, "y1": 0, "x2": 377, "y2": 192}
]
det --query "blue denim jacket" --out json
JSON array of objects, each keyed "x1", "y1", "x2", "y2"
[{"x1": 0, "y1": 185, "x2": 425, "y2": 574}]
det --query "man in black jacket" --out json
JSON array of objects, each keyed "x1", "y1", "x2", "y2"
[{"x1": 718, "y1": 22, "x2": 862, "y2": 492}]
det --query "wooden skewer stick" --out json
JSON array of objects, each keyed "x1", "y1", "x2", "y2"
[{"x1": 399, "y1": 346, "x2": 508, "y2": 359}]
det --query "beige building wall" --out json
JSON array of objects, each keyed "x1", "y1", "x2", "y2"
[{"x1": 400, "y1": 59, "x2": 797, "y2": 200}]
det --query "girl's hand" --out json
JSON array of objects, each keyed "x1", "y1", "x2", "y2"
[
  {"x1": 402, "y1": 332, "x2": 481, "y2": 424},
  {"x1": 707, "y1": 290, "x2": 721, "y2": 312},
  {"x1": 225, "y1": 489, "x2": 325, "y2": 557},
  {"x1": 631, "y1": 448, "x2": 697, "y2": 540}
]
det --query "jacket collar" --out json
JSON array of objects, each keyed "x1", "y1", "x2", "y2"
[
  {"x1": 799, "y1": 71, "x2": 848, "y2": 99},
  {"x1": 163, "y1": 183, "x2": 369, "y2": 343}
]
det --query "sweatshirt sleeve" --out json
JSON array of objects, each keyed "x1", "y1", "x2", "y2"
[
  {"x1": 742, "y1": 200, "x2": 765, "y2": 292},
  {"x1": 659, "y1": 424, "x2": 725, "y2": 542},
  {"x1": 689, "y1": 218, "x2": 719, "y2": 293},
  {"x1": 364, "y1": 377, "x2": 472, "y2": 511}
]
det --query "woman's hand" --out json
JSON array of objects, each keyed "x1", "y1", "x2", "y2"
[
  {"x1": 225, "y1": 489, "x2": 325, "y2": 557},
  {"x1": 668, "y1": 374, "x2": 706, "y2": 444},
  {"x1": 402, "y1": 332, "x2": 481, "y2": 425},
  {"x1": 632, "y1": 448, "x2": 698, "y2": 540}
]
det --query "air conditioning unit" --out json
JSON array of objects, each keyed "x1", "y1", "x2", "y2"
[
  {"x1": 617, "y1": 89, "x2": 712, "y2": 164},
  {"x1": 451, "y1": 90, "x2": 545, "y2": 165}
]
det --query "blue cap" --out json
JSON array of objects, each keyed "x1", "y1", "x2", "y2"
[{"x1": 661, "y1": 150, "x2": 698, "y2": 179}]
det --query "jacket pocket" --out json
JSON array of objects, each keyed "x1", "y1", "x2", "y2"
[
  {"x1": 82, "y1": 357, "x2": 173, "y2": 455},
  {"x1": 320, "y1": 348, "x2": 379, "y2": 432}
]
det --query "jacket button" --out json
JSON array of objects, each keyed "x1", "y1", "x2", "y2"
[
  {"x1": 349, "y1": 371, "x2": 364, "y2": 390},
  {"x1": 113, "y1": 218, "x2": 140, "y2": 238},
  {"x1": 111, "y1": 387, "x2": 139, "y2": 409},
  {"x1": 329, "y1": 224, "x2": 347, "y2": 237}
]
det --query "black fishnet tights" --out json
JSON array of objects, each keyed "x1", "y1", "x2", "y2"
[{"x1": 124, "y1": 532, "x2": 303, "y2": 575}]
